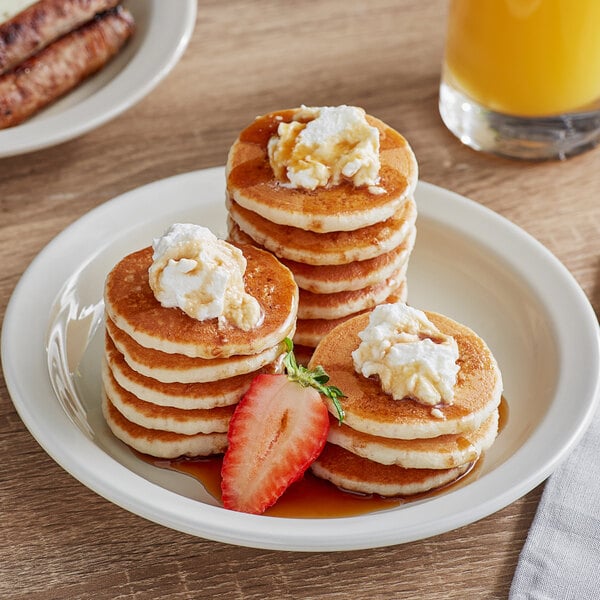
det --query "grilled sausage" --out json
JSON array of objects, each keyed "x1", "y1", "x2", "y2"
[
  {"x1": 0, "y1": 0, "x2": 121, "y2": 75},
  {"x1": 0, "y1": 7, "x2": 134, "y2": 129}
]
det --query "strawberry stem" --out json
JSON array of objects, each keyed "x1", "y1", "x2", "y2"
[{"x1": 283, "y1": 338, "x2": 345, "y2": 423}]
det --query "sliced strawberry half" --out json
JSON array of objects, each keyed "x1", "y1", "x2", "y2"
[{"x1": 221, "y1": 339, "x2": 345, "y2": 515}]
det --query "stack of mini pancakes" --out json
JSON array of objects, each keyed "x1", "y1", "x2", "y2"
[
  {"x1": 101, "y1": 243, "x2": 298, "y2": 458},
  {"x1": 226, "y1": 108, "x2": 419, "y2": 359},
  {"x1": 309, "y1": 310, "x2": 502, "y2": 496}
]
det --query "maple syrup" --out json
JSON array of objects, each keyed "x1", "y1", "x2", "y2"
[{"x1": 135, "y1": 396, "x2": 508, "y2": 518}]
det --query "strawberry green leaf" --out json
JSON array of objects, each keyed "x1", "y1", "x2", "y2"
[{"x1": 282, "y1": 338, "x2": 345, "y2": 423}]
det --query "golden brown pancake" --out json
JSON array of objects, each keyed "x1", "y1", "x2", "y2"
[
  {"x1": 106, "y1": 317, "x2": 286, "y2": 384},
  {"x1": 102, "y1": 361, "x2": 234, "y2": 435},
  {"x1": 297, "y1": 263, "x2": 408, "y2": 320},
  {"x1": 102, "y1": 395, "x2": 228, "y2": 458},
  {"x1": 311, "y1": 443, "x2": 471, "y2": 497},
  {"x1": 104, "y1": 332, "x2": 271, "y2": 409},
  {"x1": 229, "y1": 222, "x2": 416, "y2": 294},
  {"x1": 104, "y1": 243, "x2": 298, "y2": 358},
  {"x1": 282, "y1": 227, "x2": 415, "y2": 294},
  {"x1": 226, "y1": 109, "x2": 418, "y2": 233},
  {"x1": 309, "y1": 310, "x2": 502, "y2": 439},
  {"x1": 226, "y1": 198, "x2": 417, "y2": 265},
  {"x1": 293, "y1": 282, "x2": 407, "y2": 348},
  {"x1": 327, "y1": 409, "x2": 498, "y2": 469}
]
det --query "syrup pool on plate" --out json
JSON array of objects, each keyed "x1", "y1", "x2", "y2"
[
  {"x1": 136, "y1": 397, "x2": 508, "y2": 518},
  {"x1": 150, "y1": 455, "x2": 402, "y2": 518}
]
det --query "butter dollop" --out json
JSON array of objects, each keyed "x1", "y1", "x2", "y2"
[
  {"x1": 267, "y1": 105, "x2": 382, "y2": 191},
  {"x1": 352, "y1": 303, "x2": 460, "y2": 406},
  {"x1": 148, "y1": 223, "x2": 262, "y2": 330}
]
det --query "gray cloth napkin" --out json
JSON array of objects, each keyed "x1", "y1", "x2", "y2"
[{"x1": 509, "y1": 407, "x2": 600, "y2": 600}]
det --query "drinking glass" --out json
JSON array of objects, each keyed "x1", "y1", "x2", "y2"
[{"x1": 439, "y1": 0, "x2": 600, "y2": 159}]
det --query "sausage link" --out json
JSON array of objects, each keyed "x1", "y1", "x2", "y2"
[
  {"x1": 0, "y1": 0, "x2": 121, "y2": 75},
  {"x1": 0, "y1": 7, "x2": 135, "y2": 129}
]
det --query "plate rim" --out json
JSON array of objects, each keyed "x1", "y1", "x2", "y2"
[
  {"x1": 0, "y1": 0, "x2": 197, "y2": 158},
  {"x1": 2, "y1": 168, "x2": 599, "y2": 551}
]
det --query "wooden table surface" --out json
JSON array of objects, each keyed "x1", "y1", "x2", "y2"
[{"x1": 1, "y1": 1, "x2": 598, "y2": 598}]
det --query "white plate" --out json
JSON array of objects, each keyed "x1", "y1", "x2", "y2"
[
  {"x1": 0, "y1": 0, "x2": 196, "y2": 157},
  {"x1": 2, "y1": 168, "x2": 599, "y2": 551}
]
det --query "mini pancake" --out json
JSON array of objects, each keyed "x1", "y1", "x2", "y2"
[
  {"x1": 293, "y1": 283, "x2": 407, "y2": 348},
  {"x1": 283, "y1": 227, "x2": 415, "y2": 294},
  {"x1": 104, "y1": 244, "x2": 298, "y2": 358},
  {"x1": 228, "y1": 223, "x2": 415, "y2": 294},
  {"x1": 311, "y1": 443, "x2": 471, "y2": 497},
  {"x1": 297, "y1": 263, "x2": 408, "y2": 320},
  {"x1": 327, "y1": 409, "x2": 498, "y2": 469},
  {"x1": 226, "y1": 109, "x2": 418, "y2": 233},
  {"x1": 106, "y1": 317, "x2": 286, "y2": 384},
  {"x1": 102, "y1": 395, "x2": 228, "y2": 459},
  {"x1": 104, "y1": 333, "x2": 271, "y2": 409},
  {"x1": 309, "y1": 310, "x2": 502, "y2": 439},
  {"x1": 102, "y1": 361, "x2": 234, "y2": 435},
  {"x1": 226, "y1": 197, "x2": 417, "y2": 266}
]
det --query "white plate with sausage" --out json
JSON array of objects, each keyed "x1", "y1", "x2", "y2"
[{"x1": 0, "y1": 0, "x2": 196, "y2": 158}]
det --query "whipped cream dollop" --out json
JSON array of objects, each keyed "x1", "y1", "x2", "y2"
[
  {"x1": 352, "y1": 303, "x2": 460, "y2": 406},
  {"x1": 148, "y1": 223, "x2": 262, "y2": 330},
  {"x1": 267, "y1": 105, "x2": 383, "y2": 192}
]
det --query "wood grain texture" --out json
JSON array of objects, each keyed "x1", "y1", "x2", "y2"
[{"x1": 0, "y1": 0, "x2": 597, "y2": 598}]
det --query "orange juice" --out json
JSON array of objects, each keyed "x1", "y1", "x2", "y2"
[{"x1": 444, "y1": 0, "x2": 600, "y2": 116}]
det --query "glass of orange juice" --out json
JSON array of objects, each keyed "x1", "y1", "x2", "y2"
[{"x1": 439, "y1": 0, "x2": 600, "y2": 159}]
